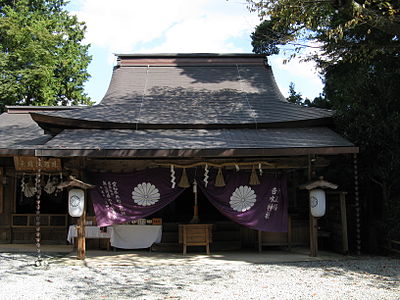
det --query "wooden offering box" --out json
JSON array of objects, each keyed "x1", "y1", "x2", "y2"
[
  {"x1": 152, "y1": 218, "x2": 162, "y2": 225},
  {"x1": 179, "y1": 224, "x2": 213, "y2": 254}
]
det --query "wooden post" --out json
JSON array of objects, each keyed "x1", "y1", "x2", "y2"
[
  {"x1": 340, "y1": 192, "x2": 349, "y2": 254},
  {"x1": 287, "y1": 216, "x2": 292, "y2": 251},
  {"x1": 182, "y1": 225, "x2": 187, "y2": 255},
  {"x1": 190, "y1": 181, "x2": 199, "y2": 223},
  {"x1": 76, "y1": 180, "x2": 87, "y2": 260},
  {"x1": 0, "y1": 167, "x2": 3, "y2": 214},
  {"x1": 205, "y1": 225, "x2": 210, "y2": 255},
  {"x1": 308, "y1": 155, "x2": 318, "y2": 257},
  {"x1": 77, "y1": 205, "x2": 86, "y2": 260},
  {"x1": 309, "y1": 216, "x2": 318, "y2": 257},
  {"x1": 76, "y1": 159, "x2": 88, "y2": 260}
]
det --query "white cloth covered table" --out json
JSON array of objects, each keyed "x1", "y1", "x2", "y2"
[
  {"x1": 67, "y1": 225, "x2": 112, "y2": 244},
  {"x1": 110, "y1": 225, "x2": 162, "y2": 249}
]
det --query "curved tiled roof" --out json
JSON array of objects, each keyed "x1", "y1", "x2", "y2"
[
  {"x1": 37, "y1": 127, "x2": 356, "y2": 157},
  {"x1": 0, "y1": 113, "x2": 52, "y2": 155},
  {"x1": 31, "y1": 54, "x2": 333, "y2": 130}
]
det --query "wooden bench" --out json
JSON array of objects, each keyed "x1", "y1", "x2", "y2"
[{"x1": 179, "y1": 224, "x2": 213, "y2": 255}]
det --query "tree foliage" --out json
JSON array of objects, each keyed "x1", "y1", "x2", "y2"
[
  {"x1": 324, "y1": 55, "x2": 400, "y2": 240},
  {"x1": 248, "y1": 0, "x2": 400, "y2": 64},
  {"x1": 248, "y1": 0, "x2": 400, "y2": 244},
  {"x1": 0, "y1": 0, "x2": 92, "y2": 112},
  {"x1": 286, "y1": 82, "x2": 304, "y2": 105},
  {"x1": 286, "y1": 82, "x2": 332, "y2": 109}
]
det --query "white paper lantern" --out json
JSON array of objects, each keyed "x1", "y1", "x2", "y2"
[
  {"x1": 68, "y1": 188, "x2": 85, "y2": 217},
  {"x1": 309, "y1": 188, "x2": 326, "y2": 217}
]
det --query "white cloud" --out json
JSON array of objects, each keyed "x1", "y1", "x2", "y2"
[
  {"x1": 68, "y1": 1, "x2": 323, "y2": 101},
  {"x1": 272, "y1": 57, "x2": 321, "y2": 82},
  {"x1": 268, "y1": 42, "x2": 324, "y2": 99},
  {"x1": 72, "y1": 0, "x2": 259, "y2": 58}
]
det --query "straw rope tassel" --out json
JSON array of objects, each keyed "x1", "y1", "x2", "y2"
[
  {"x1": 178, "y1": 168, "x2": 190, "y2": 188},
  {"x1": 249, "y1": 166, "x2": 260, "y2": 185},
  {"x1": 214, "y1": 168, "x2": 226, "y2": 187}
]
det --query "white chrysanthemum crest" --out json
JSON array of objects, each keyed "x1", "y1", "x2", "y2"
[
  {"x1": 132, "y1": 182, "x2": 160, "y2": 206},
  {"x1": 229, "y1": 185, "x2": 257, "y2": 212}
]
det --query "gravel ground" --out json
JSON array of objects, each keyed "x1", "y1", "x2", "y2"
[{"x1": 0, "y1": 252, "x2": 399, "y2": 300}]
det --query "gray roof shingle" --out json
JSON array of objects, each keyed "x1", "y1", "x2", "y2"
[
  {"x1": 36, "y1": 127, "x2": 356, "y2": 157},
  {"x1": 0, "y1": 54, "x2": 357, "y2": 157},
  {"x1": 31, "y1": 56, "x2": 333, "y2": 128},
  {"x1": 0, "y1": 113, "x2": 52, "y2": 154}
]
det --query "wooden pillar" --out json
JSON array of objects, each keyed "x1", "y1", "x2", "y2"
[
  {"x1": 287, "y1": 216, "x2": 292, "y2": 251},
  {"x1": 340, "y1": 192, "x2": 349, "y2": 254},
  {"x1": 77, "y1": 160, "x2": 87, "y2": 260},
  {"x1": 308, "y1": 155, "x2": 318, "y2": 257},
  {"x1": 77, "y1": 201, "x2": 86, "y2": 260},
  {"x1": 309, "y1": 216, "x2": 318, "y2": 257},
  {"x1": 0, "y1": 167, "x2": 3, "y2": 214}
]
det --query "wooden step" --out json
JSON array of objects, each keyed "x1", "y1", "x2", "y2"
[
  {"x1": 151, "y1": 242, "x2": 181, "y2": 253},
  {"x1": 161, "y1": 232, "x2": 179, "y2": 243},
  {"x1": 213, "y1": 231, "x2": 241, "y2": 241},
  {"x1": 151, "y1": 240, "x2": 242, "y2": 253}
]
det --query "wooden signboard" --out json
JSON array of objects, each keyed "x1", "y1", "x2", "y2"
[{"x1": 14, "y1": 156, "x2": 62, "y2": 172}]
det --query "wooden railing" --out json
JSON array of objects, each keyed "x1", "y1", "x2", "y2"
[{"x1": 11, "y1": 214, "x2": 68, "y2": 228}]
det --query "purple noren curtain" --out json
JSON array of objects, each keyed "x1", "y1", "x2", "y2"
[
  {"x1": 88, "y1": 167, "x2": 288, "y2": 231},
  {"x1": 197, "y1": 169, "x2": 288, "y2": 232},
  {"x1": 88, "y1": 168, "x2": 185, "y2": 227}
]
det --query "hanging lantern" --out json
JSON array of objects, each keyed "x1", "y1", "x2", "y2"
[
  {"x1": 300, "y1": 176, "x2": 338, "y2": 218},
  {"x1": 309, "y1": 189, "x2": 326, "y2": 217},
  {"x1": 68, "y1": 188, "x2": 85, "y2": 217}
]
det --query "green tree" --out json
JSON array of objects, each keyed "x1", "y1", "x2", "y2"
[
  {"x1": 324, "y1": 56, "x2": 400, "y2": 241},
  {"x1": 286, "y1": 82, "x2": 332, "y2": 109},
  {"x1": 0, "y1": 0, "x2": 92, "y2": 112},
  {"x1": 248, "y1": 0, "x2": 400, "y2": 64},
  {"x1": 287, "y1": 82, "x2": 304, "y2": 105},
  {"x1": 248, "y1": 0, "x2": 400, "y2": 246}
]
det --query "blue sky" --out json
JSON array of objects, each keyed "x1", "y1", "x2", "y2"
[{"x1": 66, "y1": 0, "x2": 323, "y2": 103}]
